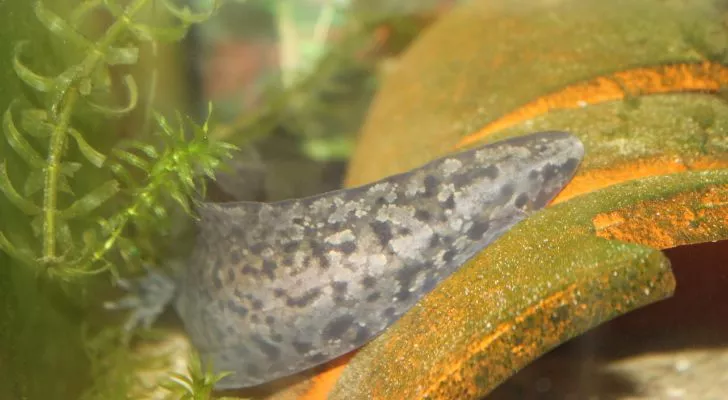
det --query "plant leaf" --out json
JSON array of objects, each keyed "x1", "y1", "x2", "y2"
[
  {"x1": 86, "y1": 74, "x2": 138, "y2": 116},
  {"x1": 57, "y1": 174, "x2": 75, "y2": 195},
  {"x1": 108, "y1": 162, "x2": 136, "y2": 189},
  {"x1": 168, "y1": 186, "x2": 191, "y2": 214},
  {"x1": 68, "y1": 127, "x2": 106, "y2": 167},
  {"x1": 20, "y1": 108, "x2": 53, "y2": 138},
  {"x1": 60, "y1": 162, "x2": 83, "y2": 177},
  {"x1": 112, "y1": 148, "x2": 149, "y2": 172},
  {"x1": 159, "y1": 0, "x2": 219, "y2": 23},
  {"x1": 120, "y1": 140, "x2": 159, "y2": 159},
  {"x1": 57, "y1": 220, "x2": 76, "y2": 251},
  {"x1": 0, "y1": 230, "x2": 37, "y2": 267},
  {"x1": 30, "y1": 215, "x2": 43, "y2": 237},
  {"x1": 4, "y1": 106, "x2": 45, "y2": 168},
  {"x1": 0, "y1": 162, "x2": 42, "y2": 215},
  {"x1": 34, "y1": 1, "x2": 91, "y2": 49},
  {"x1": 104, "y1": 46, "x2": 139, "y2": 66},
  {"x1": 58, "y1": 180, "x2": 119, "y2": 219},
  {"x1": 13, "y1": 42, "x2": 55, "y2": 92},
  {"x1": 23, "y1": 168, "x2": 44, "y2": 196}
]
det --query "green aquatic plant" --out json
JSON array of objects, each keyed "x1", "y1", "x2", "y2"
[
  {"x1": 162, "y1": 351, "x2": 240, "y2": 400},
  {"x1": 0, "y1": 0, "x2": 235, "y2": 282}
]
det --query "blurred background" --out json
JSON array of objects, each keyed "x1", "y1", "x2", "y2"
[{"x1": 186, "y1": 0, "x2": 460, "y2": 202}]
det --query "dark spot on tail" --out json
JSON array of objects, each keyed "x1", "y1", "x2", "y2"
[
  {"x1": 395, "y1": 288, "x2": 412, "y2": 302},
  {"x1": 262, "y1": 260, "x2": 277, "y2": 280},
  {"x1": 542, "y1": 163, "x2": 560, "y2": 182},
  {"x1": 286, "y1": 288, "x2": 323, "y2": 308},
  {"x1": 332, "y1": 281, "x2": 349, "y2": 305},
  {"x1": 467, "y1": 220, "x2": 490, "y2": 240},
  {"x1": 424, "y1": 175, "x2": 439, "y2": 197},
  {"x1": 442, "y1": 250, "x2": 455, "y2": 263},
  {"x1": 226, "y1": 299, "x2": 249, "y2": 317},
  {"x1": 322, "y1": 315, "x2": 355, "y2": 341},
  {"x1": 442, "y1": 194, "x2": 455, "y2": 209},
  {"x1": 310, "y1": 241, "x2": 330, "y2": 269},
  {"x1": 283, "y1": 241, "x2": 299, "y2": 253},
  {"x1": 395, "y1": 266, "x2": 420, "y2": 298},
  {"x1": 414, "y1": 209, "x2": 431, "y2": 221},
  {"x1": 308, "y1": 353, "x2": 328, "y2": 363},
  {"x1": 251, "y1": 334, "x2": 281, "y2": 361},
  {"x1": 241, "y1": 265, "x2": 257, "y2": 277},
  {"x1": 292, "y1": 340, "x2": 313, "y2": 355},
  {"x1": 230, "y1": 249, "x2": 242, "y2": 264},
  {"x1": 429, "y1": 234, "x2": 441, "y2": 248},
  {"x1": 382, "y1": 307, "x2": 398, "y2": 323},
  {"x1": 339, "y1": 241, "x2": 357, "y2": 254},
  {"x1": 564, "y1": 157, "x2": 580, "y2": 173},
  {"x1": 370, "y1": 221, "x2": 393, "y2": 248},
  {"x1": 332, "y1": 281, "x2": 348, "y2": 294},
  {"x1": 482, "y1": 164, "x2": 499, "y2": 179},
  {"x1": 354, "y1": 326, "x2": 371, "y2": 345},
  {"x1": 360, "y1": 275, "x2": 377, "y2": 288},
  {"x1": 366, "y1": 292, "x2": 381, "y2": 302},
  {"x1": 514, "y1": 193, "x2": 530, "y2": 209},
  {"x1": 499, "y1": 183, "x2": 515, "y2": 200},
  {"x1": 250, "y1": 242, "x2": 266, "y2": 255}
]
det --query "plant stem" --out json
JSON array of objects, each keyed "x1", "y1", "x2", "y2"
[
  {"x1": 42, "y1": 87, "x2": 77, "y2": 262},
  {"x1": 42, "y1": 0, "x2": 152, "y2": 265}
]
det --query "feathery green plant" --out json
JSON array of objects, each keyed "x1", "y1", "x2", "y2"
[
  {"x1": 0, "y1": 0, "x2": 235, "y2": 282},
  {"x1": 162, "y1": 351, "x2": 240, "y2": 400}
]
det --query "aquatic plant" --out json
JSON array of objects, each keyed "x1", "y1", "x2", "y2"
[{"x1": 0, "y1": 0, "x2": 235, "y2": 282}]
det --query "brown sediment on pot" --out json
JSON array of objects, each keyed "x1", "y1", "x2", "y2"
[
  {"x1": 297, "y1": 353, "x2": 355, "y2": 400},
  {"x1": 415, "y1": 285, "x2": 579, "y2": 398},
  {"x1": 456, "y1": 62, "x2": 728, "y2": 148},
  {"x1": 593, "y1": 184, "x2": 728, "y2": 249},
  {"x1": 418, "y1": 262, "x2": 674, "y2": 399},
  {"x1": 551, "y1": 156, "x2": 728, "y2": 205}
]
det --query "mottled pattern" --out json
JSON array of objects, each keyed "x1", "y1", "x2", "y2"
[{"x1": 173, "y1": 131, "x2": 584, "y2": 389}]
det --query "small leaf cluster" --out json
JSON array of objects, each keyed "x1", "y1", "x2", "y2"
[
  {"x1": 0, "y1": 0, "x2": 232, "y2": 281},
  {"x1": 101, "y1": 107, "x2": 236, "y2": 277},
  {"x1": 161, "y1": 351, "x2": 240, "y2": 400}
]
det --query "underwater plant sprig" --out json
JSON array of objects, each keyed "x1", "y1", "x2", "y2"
[
  {"x1": 90, "y1": 107, "x2": 237, "y2": 277},
  {"x1": 0, "y1": 0, "x2": 231, "y2": 281},
  {"x1": 161, "y1": 350, "x2": 239, "y2": 400}
]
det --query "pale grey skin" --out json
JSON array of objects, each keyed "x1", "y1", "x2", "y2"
[{"x1": 114, "y1": 131, "x2": 584, "y2": 390}]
